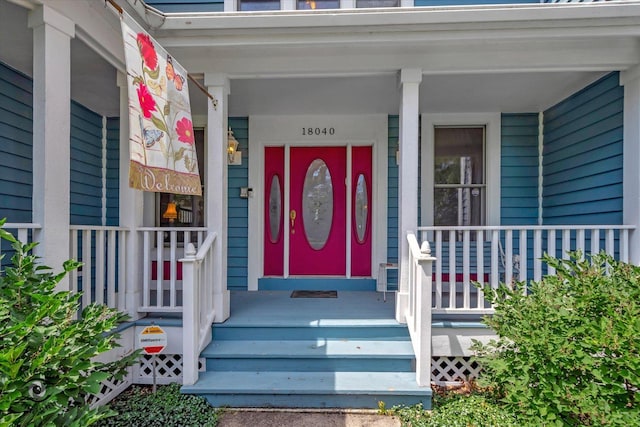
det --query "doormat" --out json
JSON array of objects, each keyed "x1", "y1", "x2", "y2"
[{"x1": 290, "y1": 290, "x2": 338, "y2": 298}]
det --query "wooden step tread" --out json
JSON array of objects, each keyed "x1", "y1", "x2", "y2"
[
  {"x1": 182, "y1": 371, "x2": 429, "y2": 395},
  {"x1": 202, "y1": 339, "x2": 414, "y2": 359}
]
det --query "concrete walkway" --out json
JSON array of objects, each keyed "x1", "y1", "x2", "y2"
[{"x1": 217, "y1": 409, "x2": 401, "y2": 427}]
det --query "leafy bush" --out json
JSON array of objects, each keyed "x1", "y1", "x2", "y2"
[
  {"x1": 96, "y1": 384, "x2": 220, "y2": 427},
  {"x1": 392, "y1": 394, "x2": 517, "y2": 427},
  {"x1": 472, "y1": 252, "x2": 640, "y2": 426},
  {"x1": 0, "y1": 219, "x2": 138, "y2": 426}
]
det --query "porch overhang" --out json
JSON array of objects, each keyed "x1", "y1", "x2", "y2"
[{"x1": 143, "y1": 2, "x2": 640, "y2": 78}]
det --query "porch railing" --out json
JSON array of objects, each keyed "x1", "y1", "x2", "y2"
[
  {"x1": 69, "y1": 226, "x2": 129, "y2": 312},
  {"x1": 181, "y1": 232, "x2": 217, "y2": 386},
  {"x1": 405, "y1": 233, "x2": 435, "y2": 387},
  {"x1": 418, "y1": 225, "x2": 635, "y2": 314},
  {"x1": 1, "y1": 223, "x2": 41, "y2": 248},
  {"x1": 138, "y1": 227, "x2": 207, "y2": 312}
]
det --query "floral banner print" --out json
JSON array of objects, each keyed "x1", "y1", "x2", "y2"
[{"x1": 121, "y1": 15, "x2": 201, "y2": 196}]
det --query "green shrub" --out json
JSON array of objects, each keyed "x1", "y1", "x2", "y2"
[
  {"x1": 392, "y1": 394, "x2": 518, "y2": 427},
  {"x1": 96, "y1": 384, "x2": 220, "y2": 427},
  {"x1": 472, "y1": 252, "x2": 640, "y2": 426},
  {"x1": 0, "y1": 219, "x2": 138, "y2": 426}
]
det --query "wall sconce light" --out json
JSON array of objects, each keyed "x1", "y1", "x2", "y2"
[
  {"x1": 163, "y1": 200, "x2": 178, "y2": 223},
  {"x1": 228, "y1": 128, "x2": 242, "y2": 165}
]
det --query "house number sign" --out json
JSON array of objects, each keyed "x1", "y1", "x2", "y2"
[{"x1": 302, "y1": 127, "x2": 335, "y2": 136}]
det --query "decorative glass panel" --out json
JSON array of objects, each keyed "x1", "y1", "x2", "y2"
[
  {"x1": 354, "y1": 174, "x2": 368, "y2": 243},
  {"x1": 268, "y1": 175, "x2": 281, "y2": 243},
  {"x1": 302, "y1": 159, "x2": 333, "y2": 250}
]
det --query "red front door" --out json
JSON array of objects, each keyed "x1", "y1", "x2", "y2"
[{"x1": 289, "y1": 147, "x2": 346, "y2": 276}]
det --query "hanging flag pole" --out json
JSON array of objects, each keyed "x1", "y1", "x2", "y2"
[
  {"x1": 105, "y1": 0, "x2": 123, "y2": 15},
  {"x1": 188, "y1": 74, "x2": 219, "y2": 110}
]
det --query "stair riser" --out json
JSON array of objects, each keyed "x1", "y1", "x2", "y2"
[
  {"x1": 205, "y1": 358, "x2": 414, "y2": 372},
  {"x1": 212, "y1": 326, "x2": 410, "y2": 341},
  {"x1": 203, "y1": 393, "x2": 431, "y2": 409}
]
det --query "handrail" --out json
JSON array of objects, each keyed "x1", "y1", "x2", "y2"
[
  {"x1": 181, "y1": 231, "x2": 218, "y2": 386},
  {"x1": 194, "y1": 231, "x2": 217, "y2": 260},
  {"x1": 405, "y1": 232, "x2": 435, "y2": 386},
  {"x1": 3, "y1": 222, "x2": 42, "y2": 229}
]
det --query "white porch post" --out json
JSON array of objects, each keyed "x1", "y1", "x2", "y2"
[
  {"x1": 396, "y1": 68, "x2": 422, "y2": 323},
  {"x1": 205, "y1": 73, "x2": 231, "y2": 323},
  {"x1": 117, "y1": 72, "x2": 144, "y2": 320},
  {"x1": 622, "y1": 65, "x2": 640, "y2": 265},
  {"x1": 28, "y1": 6, "x2": 74, "y2": 291}
]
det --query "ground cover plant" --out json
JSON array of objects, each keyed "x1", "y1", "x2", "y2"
[
  {"x1": 95, "y1": 383, "x2": 220, "y2": 427},
  {"x1": 0, "y1": 219, "x2": 137, "y2": 426},
  {"x1": 390, "y1": 390, "x2": 518, "y2": 427},
  {"x1": 472, "y1": 252, "x2": 640, "y2": 426}
]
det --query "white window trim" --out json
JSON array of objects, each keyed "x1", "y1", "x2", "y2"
[{"x1": 421, "y1": 113, "x2": 501, "y2": 227}]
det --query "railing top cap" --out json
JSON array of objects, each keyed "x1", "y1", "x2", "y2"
[{"x1": 418, "y1": 225, "x2": 635, "y2": 231}]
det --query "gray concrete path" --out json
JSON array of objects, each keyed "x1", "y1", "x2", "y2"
[{"x1": 217, "y1": 409, "x2": 401, "y2": 427}]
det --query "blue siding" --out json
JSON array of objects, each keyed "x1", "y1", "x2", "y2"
[
  {"x1": 0, "y1": 62, "x2": 33, "y2": 223},
  {"x1": 106, "y1": 118, "x2": 120, "y2": 226},
  {"x1": 501, "y1": 113, "x2": 539, "y2": 226},
  {"x1": 145, "y1": 0, "x2": 224, "y2": 12},
  {"x1": 542, "y1": 72, "x2": 623, "y2": 225},
  {"x1": 228, "y1": 117, "x2": 249, "y2": 290},
  {"x1": 70, "y1": 102, "x2": 103, "y2": 226},
  {"x1": 386, "y1": 116, "x2": 399, "y2": 291}
]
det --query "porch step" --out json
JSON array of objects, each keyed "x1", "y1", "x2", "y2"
[
  {"x1": 181, "y1": 371, "x2": 430, "y2": 409},
  {"x1": 183, "y1": 291, "x2": 431, "y2": 409},
  {"x1": 202, "y1": 339, "x2": 415, "y2": 372},
  {"x1": 212, "y1": 323, "x2": 411, "y2": 341}
]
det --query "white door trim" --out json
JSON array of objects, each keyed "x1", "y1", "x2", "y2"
[{"x1": 247, "y1": 114, "x2": 388, "y2": 290}]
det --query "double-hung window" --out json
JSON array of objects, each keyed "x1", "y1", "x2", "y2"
[
  {"x1": 433, "y1": 126, "x2": 485, "y2": 228},
  {"x1": 422, "y1": 113, "x2": 501, "y2": 237}
]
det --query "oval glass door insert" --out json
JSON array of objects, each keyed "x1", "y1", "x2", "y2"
[
  {"x1": 354, "y1": 174, "x2": 368, "y2": 243},
  {"x1": 268, "y1": 174, "x2": 281, "y2": 243},
  {"x1": 302, "y1": 159, "x2": 333, "y2": 250}
]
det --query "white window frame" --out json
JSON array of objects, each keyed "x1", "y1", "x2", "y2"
[{"x1": 421, "y1": 113, "x2": 501, "y2": 227}]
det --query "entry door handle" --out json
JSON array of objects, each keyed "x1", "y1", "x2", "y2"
[{"x1": 290, "y1": 210, "x2": 297, "y2": 231}]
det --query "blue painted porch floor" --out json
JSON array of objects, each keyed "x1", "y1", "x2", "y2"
[
  {"x1": 225, "y1": 290, "x2": 399, "y2": 326},
  {"x1": 183, "y1": 291, "x2": 432, "y2": 409}
]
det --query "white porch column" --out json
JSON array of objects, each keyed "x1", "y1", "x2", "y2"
[
  {"x1": 117, "y1": 72, "x2": 144, "y2": 320},
  {"x1": 622, "y1": 66, "x2": 640, "y2": 265},
  {"x1": 205, "y1": 73, "x2": 231, "y2": 323},
  {"x1": 396, "y1": 68, "x2": 422, "y2": 323},
  {"x1": 28, "y1": 6, "x2": 74, "y2": 291}
]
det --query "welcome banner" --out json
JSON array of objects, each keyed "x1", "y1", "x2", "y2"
[{"x1": 121, "y1": 14, "x2": 201, "y2": 196}]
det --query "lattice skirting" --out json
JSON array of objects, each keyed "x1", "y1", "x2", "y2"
[
  {"x1": 432, "y1": 356, "x2": 482, "y2": 384},
  {"x1": 88, "y1": 370, "x2": 132, "y2": 409},
  {"x1": 134, "y1": 354, "x2": 205, "y2": 385}
]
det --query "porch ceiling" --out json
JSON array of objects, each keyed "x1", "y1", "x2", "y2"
[{"x1": 226, "y1": 72, "x2": 606, "y2": 116}]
